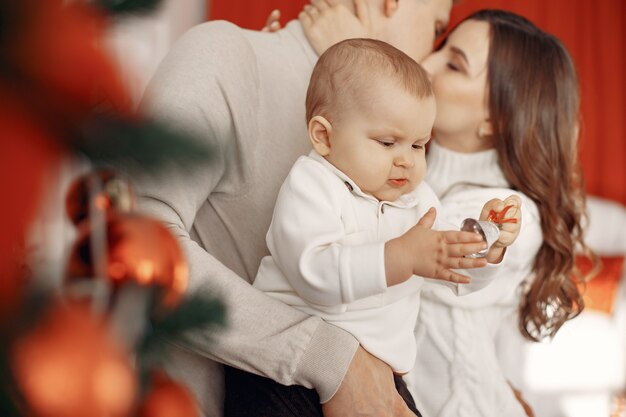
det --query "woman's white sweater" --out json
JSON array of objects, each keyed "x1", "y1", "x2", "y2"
[{"x1": 405, "y1": 141, "x2": 543, "y2": 417}]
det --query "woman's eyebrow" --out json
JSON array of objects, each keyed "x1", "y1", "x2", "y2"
[{"x1": 450, "y1": 46, "x2": 469, "y2": 66}]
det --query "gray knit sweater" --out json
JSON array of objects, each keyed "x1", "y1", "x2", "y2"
[{"x1": 135, "y1": 20, "x2": 358, "y2": 416}]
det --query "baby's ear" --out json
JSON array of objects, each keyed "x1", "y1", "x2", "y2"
[{"x1": 308, "y1": 116, "x2": 332, "y2": 156}]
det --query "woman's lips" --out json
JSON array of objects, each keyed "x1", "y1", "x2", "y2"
[{"x1": 388, "y1": 178, "x2": 408, "y2": 187}]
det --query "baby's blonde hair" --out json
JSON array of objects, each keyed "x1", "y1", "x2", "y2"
[{"x1": 305, "y1": 38, "x2": 432, "y2": 122}]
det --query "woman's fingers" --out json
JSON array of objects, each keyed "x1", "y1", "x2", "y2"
[
  {"x1": 299, "y1": 11, "x2": 312, "y2": 29},
  {"x1": 310, "y1": 0, "x2": 331, "y2": 12},
  {"x1": 300, "y1": 2, "x2": 369, "y2": 54},
  {"x1": 304, "y1": 4, "x2": 320, "y2": 20},
  {"x1": 354, "y1": 0, "x2": 372, "y2": 29},
  {"x1": 261, "y1": 9, "x2": 281, "y2": 32},
  {"x1": 263, "y1": 21, "x2": 280, "y2": 33}
]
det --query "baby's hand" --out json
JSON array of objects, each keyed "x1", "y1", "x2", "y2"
[
  {"x1": 385, "y1": 208, "x2": 488, "y2": 286},
  {"x1": 480, "y1": 195, "x2": 522, "y2": 249}
]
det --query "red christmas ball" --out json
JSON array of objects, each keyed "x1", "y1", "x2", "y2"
[
  {"x1": 11, "y1": 302, "x2": 136, "y2": 417},
  {"x1": 66, "y1": 213, "x2": 188, "y2": 310},
  {"x1": 65, "y1": 170, "x2": 136, "y2": 226},
  {"x1": 138, "y1": 371, "x2": 199, "y2": 417}
]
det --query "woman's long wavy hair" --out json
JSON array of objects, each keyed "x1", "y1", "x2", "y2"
[{"x1": 467, "y1": 10, "x2": 597, "y2": 341}]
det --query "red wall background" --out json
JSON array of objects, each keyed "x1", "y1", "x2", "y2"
[{"x1": 209, "y1": 0, "x2": 626, "y2": 205}]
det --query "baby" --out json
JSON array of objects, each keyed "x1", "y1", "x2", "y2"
[{"x1": 228, "y1": 38, "x2": 521, "y2": 415}]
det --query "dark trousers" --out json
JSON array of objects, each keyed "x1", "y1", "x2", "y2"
[{"x1": 224, "y1": 365, "x2": 422, "y2": 417}]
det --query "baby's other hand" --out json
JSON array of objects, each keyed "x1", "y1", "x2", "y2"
[{"x1": 480, "y1": 195, "x2": 522, "y2": 249}]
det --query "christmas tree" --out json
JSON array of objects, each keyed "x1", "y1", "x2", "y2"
[{"x1": 0, "y1": 1, "x2": 225, "y2": 415}]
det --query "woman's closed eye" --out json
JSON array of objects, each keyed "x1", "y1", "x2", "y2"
[{"x1": 446, "y1": 62, "x2": 460, "y2": 72}]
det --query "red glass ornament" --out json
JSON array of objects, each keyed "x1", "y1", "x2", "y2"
[
  {"x1": 66, "y1": 213, "x2": 188, "y2": 310},
  {"x1": 138, "y1": 371, "x2": 199, "y2": 417},
  {"x1": 10, "y1": 0, "x2": 133, "y2": 120},
  {"x1": 65, "y1": 169, "x2": 136, "y2": 225},
  {"x1": 11, "y1": 302, "x2": 136, "y2": 417}
]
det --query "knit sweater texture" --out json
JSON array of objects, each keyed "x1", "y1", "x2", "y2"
[{"x1": 405, "y1": 141, "x2": 543, "y2": 417}]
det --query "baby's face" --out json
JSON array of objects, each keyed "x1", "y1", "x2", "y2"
[{"x1": 325, "y1": 80, "x2": 436, "y2": 202}]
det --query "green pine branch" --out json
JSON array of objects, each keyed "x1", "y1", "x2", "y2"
[
  {"x1": 136, "y1": 293, "x2": 226, "y2": 389},
  {"x1": 149, "y1": 294, "x2": 226, "y2": 340},
  {"x1": 75, "y1": 113, "x2": 214, "y2": 174}
]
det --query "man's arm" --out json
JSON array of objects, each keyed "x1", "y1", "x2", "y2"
[
  {"x1": 132, "y1": 22, "x2": 358, "y2": 402},
  {"x1": 323, "y1": 347, "x2": 416, "y2": 417},
  {"x1": 135, "y1": 22, "x2": 418, "y2": 416}
]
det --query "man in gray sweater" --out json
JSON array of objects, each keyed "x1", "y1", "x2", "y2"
[{"x1": 137, "y1": 1, "x2": 454, "y2": 416}]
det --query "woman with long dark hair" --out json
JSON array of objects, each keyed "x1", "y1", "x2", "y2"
[
  {"x1": 271, "y1": 6, "x2": 597, "y2": 416},
  {"x1": 407, "y1": 10, "x2": 594, "y2": 416}
]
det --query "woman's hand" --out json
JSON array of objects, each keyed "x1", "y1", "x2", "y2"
[
  {"x1": 261, "y1": 9, "x2": 281, "y2": 32},
  {"x1": 300, "y1": 0, "x2": 373, "y2": 55}
]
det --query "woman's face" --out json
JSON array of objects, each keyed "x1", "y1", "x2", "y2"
[{"x1": 421, "y1": 19, "x2": 492, "y2": 153}]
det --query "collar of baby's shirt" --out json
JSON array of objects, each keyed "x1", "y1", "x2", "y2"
[
  {"x1": 283, "y1": 20, "x2": 319, "y2": 65},
  {"x1": 307, "y1": 150, "x2": 422, "y2": 209}
]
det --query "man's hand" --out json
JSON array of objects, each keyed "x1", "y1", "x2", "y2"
[
  {"x1": 322, "y1": 347, "x2": 415, "y2": 417},
  {"x1": 385, "y1": 207, "x2": 488, "y2": 286}
]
